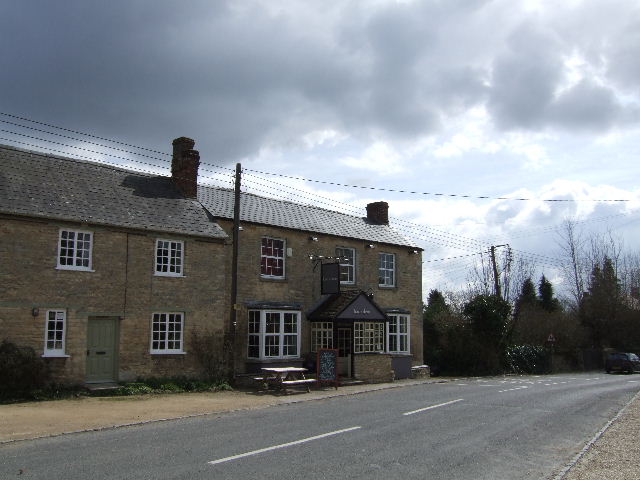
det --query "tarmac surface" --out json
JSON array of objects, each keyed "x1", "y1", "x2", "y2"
[{"x1": 1, "y1": 376, "x2": 638, "y2": 479}]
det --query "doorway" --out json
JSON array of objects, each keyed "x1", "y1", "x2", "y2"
[
  {"x1": 337, "y1": 327, "x2": 352, "y2": 378},
  {"x1": 86, "y1": 316, "x2": 119, "y2": 383}
]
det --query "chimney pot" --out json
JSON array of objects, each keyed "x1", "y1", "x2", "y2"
[
  {"x1": 366, "y1": 201, "x2": 389, "y2": 225},
  {"x1": 171, "y1": 137, "x2": 200, "y2": 198}
]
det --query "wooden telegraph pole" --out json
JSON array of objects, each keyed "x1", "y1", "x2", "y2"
[
  {"x1": 229, "y1": 163, "x2": 241, "y2": 377},
  {"x1": 489, "y1": 244, "x2": 508, "y2": 299}
]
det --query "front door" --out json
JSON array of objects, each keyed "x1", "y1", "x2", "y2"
[
  {"x1": 337, "y1": 327, "x2": 352, "y2": 378},
  {"x1": 86, "y1": 317, "x2": 118, "y2": 383}
]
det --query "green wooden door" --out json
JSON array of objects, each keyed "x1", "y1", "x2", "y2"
[{"x1": 86, "y1": 317, "x2": 118, "y2": 383}]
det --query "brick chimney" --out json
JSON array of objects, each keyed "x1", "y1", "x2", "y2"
[
  {"x1": 366, "y1": 201, "x2": 389, "y2": 225},
  {"x1": 171, "y1": 137, "x2": 200, "y2": 198}
]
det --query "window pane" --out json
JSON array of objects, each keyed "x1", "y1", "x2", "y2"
[
  {"x1": 261, "y1": 238, "x2": 285, "y2": 277},
  {"x1": 151, "y1": 313, "x2": 183, "y2": 352},
  {"x1": 45, "y1": 310, "x2": 65, "y2": 353},
  {"x1": 266, "y1": 313, "x2": 280, "y2": 333}
]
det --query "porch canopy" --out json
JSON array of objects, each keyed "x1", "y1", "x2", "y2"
[{"x1": 307, "y1": 290, "x2": 388, "y2": 323}]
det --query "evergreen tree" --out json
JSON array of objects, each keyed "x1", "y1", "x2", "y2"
[
  {"x1": 463, "y1": 294, "x2": 511, "y2": 346},
  {"x1": 538, "y1": 275, "x2": 561, "y2": 312},
  {"x1": 581, "y1": 256, "x2": 622, "y2": 348},
  {"x1": 424, "y1": 289, "x2": 449, "y2": 321},
  {"x1": 423, "y1": 289, "x2": 451, "y2": 372},
  {"x1": 514, "y1": 277, "x2": 538, "y2": 320}
]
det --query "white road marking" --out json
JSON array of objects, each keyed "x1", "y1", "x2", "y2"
[
  {"x1": 498, "y1": 386, "x2": 529, "y2": 393},
  {"x1": 207, "y1": 426, "x2": 362, "y2": 465},
  {"x1": 403, "y1": 398, "x2": 464, "y2": 416}
]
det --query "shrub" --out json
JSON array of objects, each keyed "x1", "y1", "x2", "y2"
[
  {"x1": 0, "y1": 339, "x2": 50, "y2": 400},
  {"x1": 118, "y1": 383, "x2": 153, "y2": 396},
  {"x1": 504, "y1": 345, "x2": 550, "y2": 374},
  {"x1": 189, "y1": 329, "x2": 232, "y2": 383}
]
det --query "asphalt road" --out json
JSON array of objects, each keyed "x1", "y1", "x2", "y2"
[{"x1": 2, "y1": 373, "x2": 638, "y2": 479}]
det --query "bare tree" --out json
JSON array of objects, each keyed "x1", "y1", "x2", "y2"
[
  {"x1": 467, "y1": 246, "x2": 533, "y2": 305},
  {"x1": 557, "y1": 219, "x2": 587, "y2": 308}
]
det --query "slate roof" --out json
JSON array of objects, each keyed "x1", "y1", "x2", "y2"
[
  {"x1": 1, "y1": 142, "x2": 419, "y2": 247},
  {"x1": 0, "y1": 144, "x2": 227, "y2": 240},
  {"x1": 198, "y1": 185, "x2": 418, "y2": 248}
]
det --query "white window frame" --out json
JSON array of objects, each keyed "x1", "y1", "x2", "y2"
[
  {"x1": 354, "y1": 322, "x2": 385, "y2": 353},
  {"x1": 336, "y1": 247, "x2": 355, "y2": 284},
  {"x1": 261, "y1": 237, "x2": 286, "y2": 279},
  {"x1": 247, "y1": 310, "x2": 301, "y2": 359},
  {"x1": 311, "y1": 322, "x2": 334, "y2": 352},
  {"x1": 57, "y1": 229, "x2": 93, "y2": 271},
  {"x1": 378, "y1": 253, "x2": 396, "y2": 287},
  {"x1": 387, "y1": 314, "x2": 410, "y2": 354},
  {"x1": 43, "y1": 310, "x2": 69, "y2": 357},
  {"x1": 150, "y1": 312, "x2": 185, "y2": 354},
  {"x1": 155, "y1": 239, "x2": 185, "y2": 277}
]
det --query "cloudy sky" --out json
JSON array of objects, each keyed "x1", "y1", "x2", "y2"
[{"x1": 2, "y1": 0, "x2": 639, "y2": 299}]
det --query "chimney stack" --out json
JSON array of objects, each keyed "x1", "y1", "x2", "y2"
[
  {"x1": 366, "y1": 201, "x2": 389, "y2": 225},
  {"x1": 171, "y1": 137, "x2": 200, "y2": 198}
]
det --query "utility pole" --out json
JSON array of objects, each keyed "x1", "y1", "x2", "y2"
[
  {"x1": 489, "y1": 244, "x2": 508, "y2": 299},
  {"x1": 229, "y1": 163, "x2": 241, "y2": 378}
]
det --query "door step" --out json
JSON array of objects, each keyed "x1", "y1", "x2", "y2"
[
  {"x1": 85, "y1": 382, "x2": 119, "y2": 391},
  {"x1": 339, "y1": 379, "x2": 365, "y2": 386}
]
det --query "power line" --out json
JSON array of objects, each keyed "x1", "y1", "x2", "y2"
[
  {"x1": 0, "y1": 111, "x2": 170, "y2": 156},
  {"x1": 243, "y1": 167, "x2": 631, "y2": 203},
  {"x1": 0, "y1": 119, "x2": 168, "y2": 162},
  {"x1": 423, "y1": 252, "x2": 485, "y2": 263}
]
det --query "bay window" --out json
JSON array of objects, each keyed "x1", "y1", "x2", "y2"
[
  {"x1": 387, "y1": 314, "x2": 410, "y2": 353},
  {"x1": 354, "y1": 322, "x2": 385, "y2": 353},
  {"x1": 248, "y1": 310, "x2": 300, "y2": 359}
]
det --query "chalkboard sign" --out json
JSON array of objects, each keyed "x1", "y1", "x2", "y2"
[{"x1": 317, "y1": 348, "x2": 339, "y2": 388}]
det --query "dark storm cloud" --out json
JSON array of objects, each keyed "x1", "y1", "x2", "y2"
[{"x1": 0, "y1": 0, "x2": 638, "y2": 163}]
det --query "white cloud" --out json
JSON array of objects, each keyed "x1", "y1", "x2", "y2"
[{"x1": 339, "y1": 141, "x2": 405, "y2": 174}]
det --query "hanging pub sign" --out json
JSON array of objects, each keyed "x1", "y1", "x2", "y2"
[
  {"x1": 321, "y1": 262, "x2": 340, "y2": 295},
  {"x1": 317, "y1": 348, "x2": 339, "y2": 389}
]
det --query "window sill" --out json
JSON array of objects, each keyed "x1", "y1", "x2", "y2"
[
  {"x1": 56, "y1": 267, "x2": 95, "y2": 272},
  {"x1": 378, "y1": 284, "x2": 396, "y2": 289},
  {"x1": 150, "y1": 351, "x2": 187, "y2": 355},
  {"x1": 153, "y1": 273, "x2": 186, "y2": 278},
  {"x1": 41, "y1": 354, "x2": 70, "y2": 358},
  {"x1": 246, "y1": 357, "x2": 302, "y2": 363},
  {"x1": 259, "y1": 276, "x2": 287, "y2": 282}
]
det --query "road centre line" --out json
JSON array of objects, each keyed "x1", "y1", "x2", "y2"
[
  {"x1": 207, "y1": 426, "x2": 362, "y2": 466},
  {"x1": 403, "y1": 399, "x2": 464, "y2": 416}
]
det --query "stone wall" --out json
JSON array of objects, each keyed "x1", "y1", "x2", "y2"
[
  {"x1": 0, "y1": 216, "x2": 228, "y2": 384},
  {"x1": 353, "y1": 353, "x2": 394, "y2": 383}
]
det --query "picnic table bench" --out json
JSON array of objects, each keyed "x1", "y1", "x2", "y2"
[{"x1": 255, "y1": 367, "x2": 314, "y2": 394}]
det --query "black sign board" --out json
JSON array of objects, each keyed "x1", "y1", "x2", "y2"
[
  {"x1": 317, "y1": 348, "x2": 339, "y2": 388},
  {"x1": 321, "y1": 262, "x2": 340, "y2": 295}
]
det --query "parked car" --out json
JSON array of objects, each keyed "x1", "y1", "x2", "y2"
[{"x1": 605, "y1": 352, "x2": 640, "y2": 374}]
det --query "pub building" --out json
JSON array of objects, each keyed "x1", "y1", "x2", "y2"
[{"x1": 199, "y1": 183, "x2": 425, "y2": 383}]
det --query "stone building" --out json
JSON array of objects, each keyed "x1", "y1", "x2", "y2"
[
  {"x1": 0, "y1": 139, "x2": 228, "y2": 384},
  {"x1": 1, "y1": 136, "x2": 423, "y2": 385}
]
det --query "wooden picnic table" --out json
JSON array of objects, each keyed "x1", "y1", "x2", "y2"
[{"x1": 255, "y1": 367, "x2": 315, "y2": 394}]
